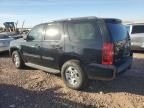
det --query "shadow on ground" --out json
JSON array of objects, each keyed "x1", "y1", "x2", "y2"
[
  {"x1": 0, "y1": 51, "x2": 10, "y2": 58},
  {"x1": 132, "y1": 50, "x2": 144, "y2": 53},
  {"x1": 84, "y1": 57, "x2": 144, "y2": 95},
  {"x1": 0, "y1": 84, "x2": 89, "y2": 108}
]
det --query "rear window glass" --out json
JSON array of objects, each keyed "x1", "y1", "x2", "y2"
[
  {"x1": 107, "y1": 23, "x2": 128, "y2": 41},
  {"x1": 132, "y1": 25, "x2": 144, "y2": 34},
  {"x1": 67, "y1": 21, "x2": 101, "y2": 40}
]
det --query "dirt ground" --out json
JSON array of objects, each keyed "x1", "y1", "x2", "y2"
[{"x1": 0, "y1": 52, "x2": 144, "y2": 108}]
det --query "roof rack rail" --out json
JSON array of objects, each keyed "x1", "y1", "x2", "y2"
[
  {"x1": 126, "y1": 23, "x2": 144, "y2": 25},
  {"x1": 51, "y1": 16, "x2": 97, "y2": 22}
]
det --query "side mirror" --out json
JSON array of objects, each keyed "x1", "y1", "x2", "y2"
[{"x1": 25, "y1": 35, "x2": 34, "y2": 41}]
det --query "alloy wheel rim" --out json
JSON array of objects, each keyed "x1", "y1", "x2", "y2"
[
  {"x1": 13, "y1": 54, "x2": 19, "y2": 67},
  {"x1": 65, "y1": 66, "x2": 80, "y2": 86}
]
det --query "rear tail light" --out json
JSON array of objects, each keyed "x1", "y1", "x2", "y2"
[{"x1": 102, "y1": 43, "x2": 114, "y2": 65}]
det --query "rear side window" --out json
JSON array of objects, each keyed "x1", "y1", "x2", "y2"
[
  {"x1": 132, "y1": 25, "x2": 144, "y2": 34},
  {"x1": 45, "y1": 23, "x2": 61, "y2": 41},
  {"x1": 67, "y1": 21, "x2": 100, "y2": 40},
  {"x1": 107, "y1": 23, "x2": 128, "y2": 41}
]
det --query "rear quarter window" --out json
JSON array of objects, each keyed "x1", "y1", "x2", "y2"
[
  {"x1": 107, "y1": 23, "x2": 128, "y2": 41},
  {"x1": 132, "y1": 25, "x2": 144, "y2": 34}
]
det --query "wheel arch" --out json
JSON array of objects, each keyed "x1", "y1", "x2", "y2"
[
  {"x1": 10, "y1": 47, "x2": 20, "y2": 56},
  {"x1": 10, "y1": 46, "x2": 25, "y2": 62},
  {"x1": 59, "y1": 54, "x2": 84, "y2": 70}
]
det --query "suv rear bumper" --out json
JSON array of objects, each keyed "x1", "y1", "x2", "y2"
[{"x1": 85, "y1": 57, "x2": 132, "y2": 80}]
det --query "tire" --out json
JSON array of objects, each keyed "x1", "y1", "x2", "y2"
[
  {"x1": 61, "y1": 60, "x2": 88, "y2": 90},
  {"x1": 12, "y1": 51, "x2": 24, "y2": 69}
]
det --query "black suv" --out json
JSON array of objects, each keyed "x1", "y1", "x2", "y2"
[{"x1": 10, "y1": 17, "x2": 133, "y2": 90}]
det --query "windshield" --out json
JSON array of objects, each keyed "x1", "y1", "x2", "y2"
[
  {"x1": 0, "y1": 34, "x2": 10, "y2": 39},
  {"x1": 107, "y1": 23, "x2": 128, "y2": 41}
]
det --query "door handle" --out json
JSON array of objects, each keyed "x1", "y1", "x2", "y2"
[
  {"x1": 51, "y1": 44, "x2": 62, "y2": 49},
  {"x1": 31, "y1": 44, "x2": 40, "y2": 48}
]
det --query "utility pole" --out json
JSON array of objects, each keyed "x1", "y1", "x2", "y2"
[
  {"x1": 22, "y1": 20, "x2": 25, "y2": 30},
  {"x1": 15, "y1": 20, "x2": 18, "y2": 32}
]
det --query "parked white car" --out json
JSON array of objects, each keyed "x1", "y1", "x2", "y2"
[
  {"x1": 0, "y1": 33, "x2": 14, "y2": 52},
  {"x1": 126, "y1": 23, "x2": 144, "y2": 51}
]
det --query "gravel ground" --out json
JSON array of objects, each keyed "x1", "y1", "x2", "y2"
[{"x1": 0, "y1": 52, "x2": 144, "y2": 108}]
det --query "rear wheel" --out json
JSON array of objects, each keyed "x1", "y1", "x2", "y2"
[
  {"x1": 12, "y1": 51, "x2": 24, "y2": 69},
  {"x1": 61, "y1": 60, "x2": 88, "y2": 90}
]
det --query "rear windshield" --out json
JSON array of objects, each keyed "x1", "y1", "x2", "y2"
[
  {"x1": 132, "y1": 25, "x2": 144, "y2": 34},
  {"x1": 107, "y1": 23, "x2": 128, "y2": 41}
]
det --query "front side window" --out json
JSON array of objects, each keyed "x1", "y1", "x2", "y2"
[
  {"x1": 27, "y1": 25, "x2": 43, "y2": 41},
  {"x1": 67, "y1": 21, "x2": 100, "y2": 40},
  {"x1": 45, "y1": 23, "x2": 61, "y2": 40}
]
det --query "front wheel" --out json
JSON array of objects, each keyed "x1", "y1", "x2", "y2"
[
  {"x1": 12, "y1": 51, "x2": 24, "y2": 69},
  {"x1": 61, "y1": 60, "x2": 88, "y2": 90}
]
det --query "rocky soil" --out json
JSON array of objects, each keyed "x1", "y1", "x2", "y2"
[{"x1": 0, "y1": 52, "x2": 144, "y2": 108}]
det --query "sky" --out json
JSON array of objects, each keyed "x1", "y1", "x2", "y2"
[{"x1": 0, "y1": 0, "x2": 144, "y2": 28}]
